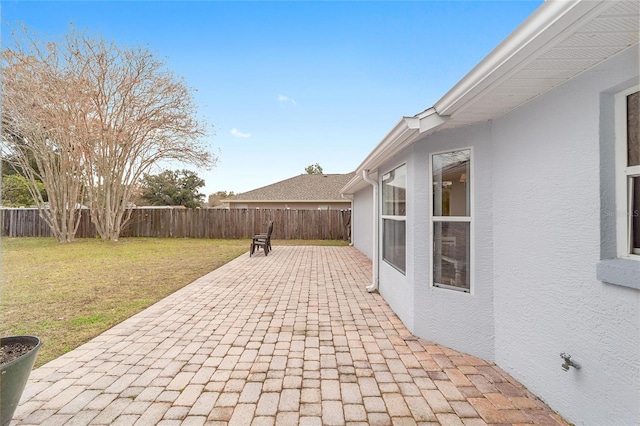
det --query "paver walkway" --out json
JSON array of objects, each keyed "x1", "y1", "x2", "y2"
[{"x1": 13, "y1": 246, "x2": 568, "y2": 425}]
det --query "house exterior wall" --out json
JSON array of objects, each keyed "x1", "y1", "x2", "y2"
[
  {"x1": 348, "y1": 44, "x2": 639, "y2": 426},
  {"x1": 411, "y1": 123, "x2": 495, "y2": 361},
  {"x1": 349, "y1": 124, "x2": 497, "y2": 360},
  {"x1": 378, "y1": 154, "x2": 414, "y2": 330},
  {"x1": 490, "y1": 46, "x2": 639, "y2": 424},
  {"x1": 352, "y1": 188, "x2": 373, "y2": 259}
]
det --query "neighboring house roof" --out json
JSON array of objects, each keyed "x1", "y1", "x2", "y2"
[
  {"x1": 225, "y1": 172, "x2": 356, "y2": 203},
  {"x1": 342, "y1": 0, "x2": 639, "y2": 194}
]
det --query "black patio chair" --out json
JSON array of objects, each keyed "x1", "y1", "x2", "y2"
[{"x1": 250, "y1": 220, "x2": 274, "y2": 257}]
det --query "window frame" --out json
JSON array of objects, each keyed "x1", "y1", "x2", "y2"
[
  {"x1": 429, "y1": 147, "x2": 473, "y2": 293},
  {"x1": 381, "y1": 163, "x2": 407, "y2": 274},
  {"x1": 615, "y1": 85, "x2": 640, "y2": 259}
]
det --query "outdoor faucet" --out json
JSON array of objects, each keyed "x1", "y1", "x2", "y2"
[{"x1": 560, "y1": 353, "x2": 580, "y2": 371}]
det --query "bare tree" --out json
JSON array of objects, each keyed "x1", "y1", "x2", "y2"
[
  {"x1": 2, "y1": 26, "x2": 216, "y2": 241},
  {"x1": 2, "y1": 39, "x2": 86, "y2": 242},
  {"x1": 69, "y1": 30, "x2": 215, "y2": 240}
]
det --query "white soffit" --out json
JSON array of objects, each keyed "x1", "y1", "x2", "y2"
[
  {"x1": 440, "y1": 0, "x2": 640, "y2": 128},
  {"x1": 341, "y1": 0, "x2": 639, "y2": 195}
]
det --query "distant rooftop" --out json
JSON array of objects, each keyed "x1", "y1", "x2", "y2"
[{"x1": 226, "y1": 173, "x2": 356, "y2": 202}]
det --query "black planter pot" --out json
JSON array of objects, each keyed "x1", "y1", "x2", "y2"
[{"x1": 1, "y1": 336, "x2": 41, "y2": 426}]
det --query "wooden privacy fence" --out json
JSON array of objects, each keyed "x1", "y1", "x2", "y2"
[{"x1": 1, "y1": 208, "x2": 352, "y2": 240}]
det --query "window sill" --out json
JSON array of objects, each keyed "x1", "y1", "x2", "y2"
[{"x1": 597, "y1": 258, "x2": 640, "y2": 290}]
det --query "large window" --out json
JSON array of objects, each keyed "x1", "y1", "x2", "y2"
[
  {"x1": 616, "y1": 87, "x2": 640, "y2": 257},
  {"x1": 382, "y1": 164, "x2": 406, "y2": 273},
  {"x1": 431, "y1": 149, "x2": 471, "y2": 292}
]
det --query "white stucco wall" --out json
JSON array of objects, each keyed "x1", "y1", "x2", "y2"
[
  {"x1": 352, "y1": 188, "x2": 374, "y2": 259},
  {"x1": 378, "y1": 154, "x2": 414, "y2": 330},
  {"x1": 491, "y1": 46, "x2": 639, "y2": 424},
  {"x1": 348, "y1": 43, "x2": 639, "y2": 426},
  {"x1": 411, "y1": 123, "x2": 495, "y2": 361}
]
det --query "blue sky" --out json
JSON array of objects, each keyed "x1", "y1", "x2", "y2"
[{"x1": 1, "y1": 1, "x2": 542, "y2": 196}]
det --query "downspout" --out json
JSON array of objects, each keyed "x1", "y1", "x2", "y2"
[{"x1": 362, "y1": 170, "x2": 379, "y2": 293}]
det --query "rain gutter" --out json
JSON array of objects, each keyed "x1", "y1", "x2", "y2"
[{"x1": 435, "y1": 0, "x2": 611, "y2": 117}]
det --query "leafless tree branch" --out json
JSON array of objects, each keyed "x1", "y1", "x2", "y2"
[{"x1": 2, "y1": 25, "x2": 217, "y2": 241}]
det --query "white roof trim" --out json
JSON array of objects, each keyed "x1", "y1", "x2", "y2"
[
  {"x1": 341, "y1": 116, "x2": 418, "y2": 194},
  {"x1": 341, "y1": 0, "x2": 637, "y2": 196},
  {"x1": 357, "y1": 109, "x2": 449, "y2": 173},
  {"x1": 357, "y1": 116, "x2": 419, "y2": 170},
  {"x1": 342, "y1": 110, "x2": 447, "y2": 194},
  {"x1": 435, "y1": 0, "x2": 612, "y2": 117}
]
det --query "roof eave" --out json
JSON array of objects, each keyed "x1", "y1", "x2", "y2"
[
  {"x1": 341, "y1": 173, "x2": 371, "y2": 196},
  {"x1": 435, "y1": 0, "x2": 612, "y2": 117},
  {"x1": 342, "y1": 1, "x2": 629, "y2": 196},
  {"x1": 342, "y1": 110, "x2": 448, "y2": 195},
  {"x1": 359, "y1": 116, "x2": 420, "y2": 172}
]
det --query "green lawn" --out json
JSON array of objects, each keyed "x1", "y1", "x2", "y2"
[{"x1": 1, "y1": 237, "x2": 348, "y2": 367}]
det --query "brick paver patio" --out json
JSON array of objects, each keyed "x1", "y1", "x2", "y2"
[{"x1": 13, "y1": 246, "x2": 568, "y2": 425}]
